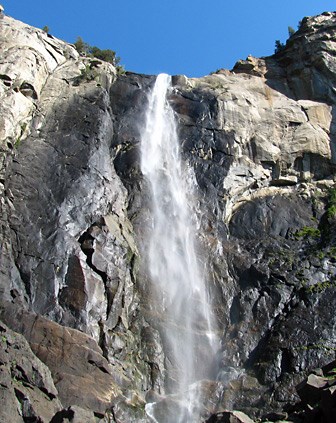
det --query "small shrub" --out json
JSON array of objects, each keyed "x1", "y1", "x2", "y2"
[
  {"x1": 74, "y1": 36, "x2": 89, "y2": 55},
  {"x1": 295, "y1": 226, "x2": 321, "y2": 239},
  {"x1": 329, "y1": 187, "x2": 336, "y2": 203},
  {"x1": 274, "y1": 40, "x2": 285, "y2": 54},
  {"x1": 329, "y1": 247, "x2": 336, "y2": 259},
  {"x1": 307, "y1": 280, "x2": 336, "y2": 294},
  {"x1": 74, "y1": 36, "x2": 121, "y2": 67},
  {"x1": 326, "y1": 187, "x2": 336, "y2": 218},
  {"x1": 328, "y1": 205, "x2": 336, "y2": 218},
  {"x1": 90, "y1": 46, "x2": 120, "y2": 65},
  {"x1": 73, "y1": 64, "x2": 98, "y2": 85},
  {"x1": 317, "y1": 251, "x2": 325, "y2": 260},
  {"x1": 42, "y1": 25, "x2": 49, "y2": 34}
]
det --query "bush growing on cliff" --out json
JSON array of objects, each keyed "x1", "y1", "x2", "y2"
[
  {"x1": 295, "y1": 226, "x2": 321, "y2": 240},
  {"x1": 274, "y1": 24, "x2": 297, "y2": 54},
  {"x1": 327, "y1": 187, "x2": 336, "y2": 218},
  {"x1": 74, "y1": 36, "x2": 89, "y2": 54},
  {"x1": 73, "y1": 64, "x2": 98, "y2": 85},
  {"x1": 74, "y1": 36, "x2": 121, "y2": 67},
  {"x1": 90, "y1": 46, "x2": 120, "y2": 65},
  {"x1": 274, "y1": 40, "x2": 285, "y2": 53}
]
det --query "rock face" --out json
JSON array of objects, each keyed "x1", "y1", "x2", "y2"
[
  {"x1": 0, "y1": 321, "x2": 61, "y2": 422},
  {"x1": 1, "y1": 9, "x2": 336, "y2": 423}
]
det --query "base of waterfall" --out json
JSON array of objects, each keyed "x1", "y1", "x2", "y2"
[{"x1": 145, "y1": 380, "x2": 224, "y2": 423}]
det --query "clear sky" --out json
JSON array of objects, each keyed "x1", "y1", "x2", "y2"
[{"x1": 2, "y1": 0, "x2": 336, "y2": 77}]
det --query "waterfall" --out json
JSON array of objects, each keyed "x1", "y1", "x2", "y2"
[{"x1": 141, "y1": 74, "x2": 219, "y2": 422}]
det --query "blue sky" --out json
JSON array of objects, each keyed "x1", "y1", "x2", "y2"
[{"x1": 2, "y1": 0, "x2": 336, "y2": 77}]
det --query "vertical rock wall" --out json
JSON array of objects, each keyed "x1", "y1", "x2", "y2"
[{"x1": 1, "y1": 10, "x2": 336, "y2": 422}]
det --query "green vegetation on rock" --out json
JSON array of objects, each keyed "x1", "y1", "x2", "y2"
[
  {"x1": 295, "y1": 226, "x2": 321, "y2": 240},
  {"x1": 73, "y1": 63, "x2": 98, "y2": 85},
  {"x1": 74, "y1": 36, "x2": 124, "y2": 74},
  {"x1": 274, "y1": 40, "x2": 285, "y2": 53},
  {"x1": 327, "y1": 187, "x2": 336, "y2": 218},
  {"x1": 306, "y1": 279, "x2": 336, "y2": 294}
]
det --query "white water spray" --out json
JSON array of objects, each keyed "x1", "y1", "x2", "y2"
[{"x1": 141, "y1": 74, "x2": 218, "y2": 422}]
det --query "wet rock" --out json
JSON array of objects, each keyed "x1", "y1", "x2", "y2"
[{"x1": 145, "y1": 380, "x2": 225, "y2": 423}]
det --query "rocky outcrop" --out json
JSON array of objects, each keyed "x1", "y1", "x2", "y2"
[
  {"x1": 0, "y1": 321, "x2": 61, "y2": 422},
  {"x1": 205, "y1": 359, "x2": 336, "y2": 423},
  {"x1": 1, "y1": 9, "x2": 336, "y2": 423}
]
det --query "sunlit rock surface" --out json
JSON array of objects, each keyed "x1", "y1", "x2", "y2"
[{"x1": 1, "y1": 9, "x2": 336, "y2": 423}]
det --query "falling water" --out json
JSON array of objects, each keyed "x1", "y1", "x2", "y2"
[{"x1": 141, "y1": 74, "x2": 219, "y2": 422}]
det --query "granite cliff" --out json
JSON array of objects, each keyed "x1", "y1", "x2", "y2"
[{"x1": 1, "y1": 9, "x2": 336, "y2": 422}]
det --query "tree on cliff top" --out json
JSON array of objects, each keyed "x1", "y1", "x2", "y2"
[{"x1": 74, "y1": 36, "x2": 120, "y2": 66}]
